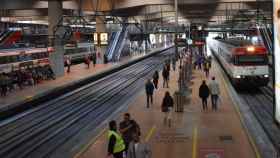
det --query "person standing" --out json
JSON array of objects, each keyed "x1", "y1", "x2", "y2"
[
  {"x1": 108, "y1": 120, "x2": 126, "y2": 158},
  {"x1": 208, "y1": 77, "x2": 220, "y2": 111},
  {"x1": 199, "y1": 80, "x2": 210, "y2": 111},
  {"x1": 92, "y1": 53, "x2": 96, "y2": 67},
  {"x1": 172, "y1": 57, "x2": 176, "y2": 71},
  {"x1": 119, "y1": 113, "x2": 141, "y2": 153},
  {"x1": 161, "y1": 91, "x2": 174, "y2": 127},
  {"x1": 145, "y1": 79, "x2": 154, "y2": 108},
  {"x1": 152, "y1": 71, "x2": 159, "y2": 89},
  {"x1": 127, "y1": 133, "x2": 151, "y2": 158},
  {"x1": 162, "y1": 66, "x2": 169, "y2": 88},
  {"x1": 66, "y1": 56, "x2": 71, "y2": 73},
  {"x1": 0, "y1": 73, "x2": 8, "y2": 96},
  {"x1": 84, "y1": 55, "x2": 90, "y2": 69}
]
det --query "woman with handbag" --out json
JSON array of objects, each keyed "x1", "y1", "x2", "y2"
[{"x1": 161, "y1": 91, "x2": 174, "y2": 127}]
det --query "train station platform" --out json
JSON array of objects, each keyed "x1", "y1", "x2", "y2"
[
  {"x1": 0, "y1": 47, "x2": 166, "y2": 109},
  {"x1": 76, "y1": 60, "x2": 259, "y2": 158}
]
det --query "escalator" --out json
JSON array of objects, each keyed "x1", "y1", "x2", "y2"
[
  {"x1": 105, "y1": 32, "x2": 119, "y2": 61},
  {"x1": 112, "y1": 24, "x2": 129, "y2": 61},
  {"x1": 0, "y1": 31, "x2": 13, "y2": 44},
  {"x1": 258, "y1": 26, "x2": 273, "y2": 54}
]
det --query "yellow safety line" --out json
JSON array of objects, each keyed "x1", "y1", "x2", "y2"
[
  {"x1": 73, "y1": 128, "x2": 107, "y2": 158},
  {"x1": 192, "y1": 127, "x2": 198, "y2": 158},
  {"x1": 25, "y1": 95, "x2": 33, "y2": 100},
  {"x1": 145, "y1": 125, "x2": 156, "y2": 142},
  {"x1": 219, "y1": 65, "x2": 262, "y2": 158}
]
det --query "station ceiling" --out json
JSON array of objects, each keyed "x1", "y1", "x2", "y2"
[{"x1": 0, "y1": 0, "x2": 272, "y2": 29}]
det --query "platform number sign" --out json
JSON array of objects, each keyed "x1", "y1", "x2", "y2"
[{"x1": 274, "y1": 0, "x2": 280, "y2": 124}]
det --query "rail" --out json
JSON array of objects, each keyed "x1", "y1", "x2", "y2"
[{"x1": 0, "y1": 47, "x2": 174, "y2": 158}]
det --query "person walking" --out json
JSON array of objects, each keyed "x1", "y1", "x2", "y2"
[
  {"x1": 162, "y1": 66, "x2": 169, "y2": 88},
  {"x1": 204, "y1": 60, "x2": 210, "y2": 78},
  {"x1": 152, "y1": 71, "x2": 159, "y2": 89},
  {"x1": 161, "y1": 91, "x2": 174, "y2": 127},
  {"x1": 208, "y1": 77, "x2": 220, "y2": 111},
  {"x1": 199, "y1": 80, "x2": 210, "y2": 111},
  {"x1": 108, "y1": 120, "x2": 126, "y2": 158},
  {"x1": 127, "y1": 133, "x2": 151, "y2": 158},
  {"x1": 119, "y1": 113, "x2": 141, "y2": 153},
  {"x1": 145, "y1": 79, "x2": 154, "y2": 108}
]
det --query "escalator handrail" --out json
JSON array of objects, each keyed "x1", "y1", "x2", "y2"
[
  {"x1": 105, "y1": 32, "x2": 116, "y2": 56},
  {"x1": 108, "y1": 31, "x2": 121, "y2": 60}
]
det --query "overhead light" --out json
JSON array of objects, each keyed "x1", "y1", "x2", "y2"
[
  {"x1": 235, "y1": 75, "x2": 241, "y2": 79},
  {"x1": 264, "y1": 75, "x2": 269, "y2": 78}
]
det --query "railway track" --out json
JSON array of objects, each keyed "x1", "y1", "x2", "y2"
[
  {"x1": 0, "y1": 49, "x2": 174, "y2": 158},
  {"x1": 239, "y1": 87, "x2": 280, "y2": 150}
]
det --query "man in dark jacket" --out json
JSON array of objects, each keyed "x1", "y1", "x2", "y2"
[
  {"x1": 119, "y1": 113, "x2": 141, "y2": 153},
  {"x1": 161, "y1": 91, "x2": 174, "y2": 127},
  {"x1": 199, "y1": 80, "x2": 210, "y2": 111},
  {"x1": 145, "y1": 79, "x2": 154, "y2": 108}
]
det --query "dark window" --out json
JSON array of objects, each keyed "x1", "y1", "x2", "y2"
[{"x1": 236, "y1": 55, "x2": 268, "y2": 65}]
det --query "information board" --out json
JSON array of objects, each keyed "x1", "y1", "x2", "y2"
[{"x1": 274, "y1": 0, "x2": 280, "y2": 123}]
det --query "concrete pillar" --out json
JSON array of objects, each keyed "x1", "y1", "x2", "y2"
[
  {"x1": 96, "y1": 16, "x2": 107, "y2": 64},
  {"x1": 48, "y1": 0, "x2": 64, "y2": 77}
]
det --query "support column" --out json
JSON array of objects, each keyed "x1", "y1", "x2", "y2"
[
  {"x1": 48, "y1": 0, "x2": 64, "y2": 77},
  {"x1": 96, "y1": 16, "x2": 107, "y2": 64}
]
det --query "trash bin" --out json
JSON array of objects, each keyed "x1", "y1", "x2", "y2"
[{"x1": 174, "y1": 91, "x2": 184, "y2": 112}]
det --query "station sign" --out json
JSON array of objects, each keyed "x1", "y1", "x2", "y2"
[{"x1": 273, "y1": 0, "x2": 280, "y2": 124}]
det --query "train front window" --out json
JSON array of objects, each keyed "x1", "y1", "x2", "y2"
[{"x1": 236, "y1": 55, "x2": 268, "y2": 65}]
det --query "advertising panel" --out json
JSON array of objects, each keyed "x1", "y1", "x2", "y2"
[
  {"x1": 274, "y1": 0, "x2": 280, "y2": 123},
  {"x1": 93, "y1": 33, "x2": 98, "y2": 45},
  {"x1": 100, "y1": 33, "x2": 108, "y2": 45}
]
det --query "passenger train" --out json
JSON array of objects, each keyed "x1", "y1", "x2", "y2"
[
  {"x1": 208, "y1": 38, "x2": 269, "y2": 87},
  {"x1": 64, "y1": 42, "x2": 95, "y2": 64},
  {"x1": 0, "y1": 47, "x2": 54, "y2": 73},
  {"x1": 0, "y1": 42, "x2": 95, "y2": 73}
]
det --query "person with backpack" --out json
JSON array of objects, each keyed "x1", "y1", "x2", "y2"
[
  {"x1": 199, "y1": 80, "x2": 210, "y2": 111},
  {"x1": 161, "y1": 91, "x2": 174, "y2": 127}
]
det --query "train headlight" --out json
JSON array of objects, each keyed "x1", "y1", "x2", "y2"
[
  {"x1": 235, "y1": 75, "x2": 241, "y2": 79},
  {"x1": 247, "y1": 46, "x2": 255, "y2": 52},
  {"x1": 264, "y1": 75, "x2": 269, "y2": 78}
]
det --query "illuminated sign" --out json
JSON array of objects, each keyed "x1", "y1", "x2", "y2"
[
  {"x1": 100, "y1": 33, "x2": 108, "y2": 45},
  {"x1": 93, "y1": 33, "x2": 98, "y2": 45},
  {"x1": 274, "y1": 0, "x2": 280, "y2": 123}
]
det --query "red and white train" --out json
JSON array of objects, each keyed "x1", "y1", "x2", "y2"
[
  {"x1": 208, "y1": 38, "x2": 269, "y2": 87},
  {"x1": 0, "y1": 47, "x2": 54, "y2": 73}
]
